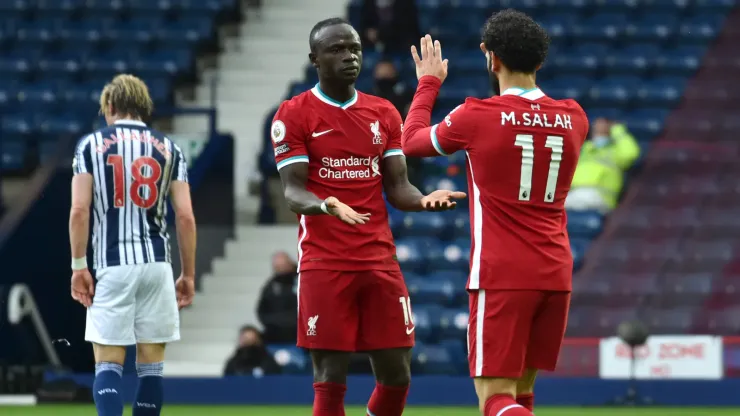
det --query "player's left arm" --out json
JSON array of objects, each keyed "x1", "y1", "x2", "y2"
[
  {"x1": 382, "y1": 105, "x2": 426, "y2": 211},
  {"x1": 69, "y1": 137, "x2": 93, "y2": 269},
  {"x1": 383, "y1": 105, "x2": 465, "y2": 211},
  {"x1": 401, "y1": 76, "x2": 471, "y2": 157}
]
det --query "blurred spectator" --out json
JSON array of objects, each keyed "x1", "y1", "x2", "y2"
[
  {"x1": 372, "y1": 59, "x2": 421, "y2": 184},
  {"x1": 566, "y1": 119, "x2": 640, "y2": 213},
  {"x1": 360, "y1": 0, "x2": 421, "y2": 54},
  {"x1": 257, "y1": 251, "x2": 298, "y2": 344},
  {"x1": 373, "y1": 59, "x2": 413, "y2": 117},
  {"x1": 223, "y1": 326, "x2": 281, "y2": 376}
]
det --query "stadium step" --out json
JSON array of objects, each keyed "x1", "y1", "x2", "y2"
[
  {"x1": 166, "y1": 342, "x2": 234, "y2": 362},
  {"x1": 168, "y1": 226, "x2": 300, "y2": 374},
  {"x1": 181, "y1": 307, "x2": 256, "y2": 328},
  {"x1": 172, "y1": 0, "x2": 348, "y2": 209}
]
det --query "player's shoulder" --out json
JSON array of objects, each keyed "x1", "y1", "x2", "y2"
[
  {"x1": 358, "y1": 91, "x2": 395, "y2": 109},
  {"x1": 277, "y1": 90, "x2": 314, "y2": 114},
  {"x1": 443, "y1": 97, "x2": 491, "y2": 118},
  {"x1": 544, "y1": 96, "x2": 588, "y2": 117}
]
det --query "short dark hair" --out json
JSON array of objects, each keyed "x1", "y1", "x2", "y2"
[
  {"x1": 309, "y1": 17, "x2": 350, "y2": 52},
  {"x1": 481, "y1": 9, "x2": 550, "y2": 74}
]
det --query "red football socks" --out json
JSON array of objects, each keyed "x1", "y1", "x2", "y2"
[
  {"x1": 366, "y1": 383, "x2": 409, "y2": 416},
  {"x1": 516, "y1": 393, "x2": 534, "y2": 411},
  {"x1": 484, "y1": 394, "x2": 533, "y2": 416},
  {"x1": 313, "y1": 382, "x2": 347, "y2": 416}
]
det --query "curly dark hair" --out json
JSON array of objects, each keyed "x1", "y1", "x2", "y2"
[{"x1": 481, "y1": 9, "x2": 550, "y2": 74}]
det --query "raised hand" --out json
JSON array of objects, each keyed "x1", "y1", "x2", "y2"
[
  {"x1": 411, "y1": 34, "x2": 449, "y2": 82},
  {"x1": 71, "y1": 269, "x2": 95, "y2": 307},
  {"x1": 325, "y1": 196, "x2": 371, "y2": 225},
  {"x1": 421, "y1": 190, "x2": 467, "y2": 211}
]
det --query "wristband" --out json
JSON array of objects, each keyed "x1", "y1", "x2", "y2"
[
  {"x1": 320, "y1": 201, "x2": 330, "y2": 215},
  {"x1": 71, "y1": 257, "x2": 87, "y2": 270}
]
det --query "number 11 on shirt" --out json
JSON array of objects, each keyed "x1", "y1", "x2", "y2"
[{"x1": 514, "y1": 134, "x2": 564, "y2": 203}]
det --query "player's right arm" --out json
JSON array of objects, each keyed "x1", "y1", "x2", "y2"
[
  {"x1": 169, "y1": 145, "x2": 196, "y2": 308},
  {"x1": 272, "y1": 102, "x2": 370, "y2": 224},
  {"x1": 402, "y1": 86, "x2": 476, "y2": 158},
  {"x1": 69, "y1": 135, "x2": 95, "y2": 307}
]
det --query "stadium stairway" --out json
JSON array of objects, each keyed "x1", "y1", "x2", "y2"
[
  {"x1": 172, "y1": 0, "x2": 347, "y2": 221},
  {"x1": 166, "y1": 226, "x2": 297, "y2": 376},
  {"x1": 574, "y1": 4, "x2": 740, "y2": 336}
]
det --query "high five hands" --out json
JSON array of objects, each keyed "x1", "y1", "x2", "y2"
[{"x1": 411, "y1": 34, "x2": 448, "y2": 83}]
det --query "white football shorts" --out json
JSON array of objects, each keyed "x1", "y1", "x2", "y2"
[{"x1": 85, "y1": 262, "x2": 180, "y2": 346}]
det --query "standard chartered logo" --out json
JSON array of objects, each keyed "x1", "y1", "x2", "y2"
[
  {"x1": 371, "y1": 156, "x2": 380, "y2": 177},
  {"x1": 320, "y1": 156, "x2": 381, "y2": 179}
]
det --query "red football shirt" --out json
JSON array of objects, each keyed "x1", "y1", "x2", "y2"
[
  {"x1": 272, "y1": 85, "x2": 404, "y2": 272},
  {"x1": 402, "y1": 77, "x2": 589, "y2": 291}
]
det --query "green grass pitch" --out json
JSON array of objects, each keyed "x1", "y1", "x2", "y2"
[{"x1": 1, "y1": 406, "x2": 739, "y2": 415}]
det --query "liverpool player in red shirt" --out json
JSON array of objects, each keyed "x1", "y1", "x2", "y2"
[
  {"x1": 271, "y1": 18, "x2": 465, "y2": 416},
  {"x1": 402, "y1": 11, "x2": 590, "y2": 416}
]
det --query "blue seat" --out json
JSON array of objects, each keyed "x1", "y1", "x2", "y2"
[
  {"x1": 604, "y1": 45, "x2": 661, "y2": 76},
  {"x1": 427, "y1": 270, "x2": 468, "y2": 284},
  {"x1": 419, "y1": 151, "x2": 467, "y2": 174},
  {"x1": 622, "y1": 109, "x2": 670, "y2": 140},
  {"x1": 412, "y1": 342, "x2": 458, "y2": 374},
  {"x1": 636, "y1": 77, "x2": 685, "y2": 107},
  {"x1": 411, "y1": 305, "x2": 443, "y2": 343},
  {"x1": 549, "y1": 52, "x2": 600, "y2": 76},
  {"x1": 571, "y1": 19, "x2": 624, "y2": 43},
  {"x1": 267, "y1": 345, "x2": 309, "y2": 374},
  {"x1": 0, "y1": 48, "x2": 41, "y2": 76},
  {"x1": 439, "y1": 308, "x2": 468, "y2": 340},
  {"x1": 439, "y1": 338, "x2": 467, "y2": 373},
  {"x1": 422, "y1": 175, "x2": 467, "y2": 196},
  {"x1": 431, "y1": 239, "x2": 470, "y2": 272},
  {"x1": 589, "y1": 77, "x2": 639, "y2": 107},
  {"x1": 406, "y1": 276, "x2": 457, "y2": 306},
  {"x1": 135, "y1": 50, "x2": 193, "y2": 75},
  {"x1": 449, "y1": 211, "x2": 470, "y2": 239},
  {"x1": 567, "y1": 210, "x2": 604, "y2": 238},
  {"x1": 395, "y1": 238, "x2": 441, "y2": 272},
  {"x1": 679, "y1": 17, "x2": 720, "y2": 44},
  {"x1": 570, "y1": 238, "x2": 591, "y2": 270},
  {"x1": 2, "y1": 114, "x2": 32, "y2": 135},
  {"x1": 654, "y1": 46, "x2": 705, "y2": 76},
  {"x1": 1, "y1": 137, "x2": 27, "y2": 171},
  {"x1": 39, "y1": 113, "x2": 85, "y2": 136},
  {"x1": 17, "y1": 83, "x2": 60, "y2": 111},
  {"x1": 399, "y1": 211, "x2": 451, "y2": 239}
]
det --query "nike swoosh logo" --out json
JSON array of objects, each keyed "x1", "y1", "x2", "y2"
[
  {"x1": 312, "y1": 129, "x2": 333, "y2": 137},
  {"x1": 406, "y1": 326, "x2": 415, "y2": 335}
]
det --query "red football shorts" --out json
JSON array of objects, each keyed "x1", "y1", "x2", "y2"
[
  {"x1": 467, "y1": 289, "x2": 570, "y2": 378},
  {"x1": 297, "y1": 269, "x2": 415, "y2": 351}
]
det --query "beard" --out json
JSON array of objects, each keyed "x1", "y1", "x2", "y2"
[
  {"x1": 486, "y1": 55, "x2": 500, "y2": 96},
  {"x1": 489, "y1": 71, "x2": 501, "y2": 96}
]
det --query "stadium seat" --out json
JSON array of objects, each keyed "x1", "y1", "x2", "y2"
[
  {"x1": 412, "y1": 342, "x2": 459, "y2": 374},
  {"x1": 267, "y1": 345, "x2": 309, "y2": 374},
  {"x1": 567, "y1": 210, "x2": 605, "y2": 239}
]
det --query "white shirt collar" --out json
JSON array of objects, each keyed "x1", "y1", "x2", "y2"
[
  {"x1": 501, "y1": 87, "x2": 546, "y2": 100},
  {"x1": 114, "y1": 119, "x2": 147, "y2": 126}
]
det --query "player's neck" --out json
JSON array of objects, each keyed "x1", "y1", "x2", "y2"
[
  {"x1": 497, "y1": 73, "x2": 537, "y2": 95},
  {"x1": 317, "y1": 80, "x2": 356, "y2": 104},
  {"x1": 108, "y1": 114, "x2": 143, "y2": 125}
]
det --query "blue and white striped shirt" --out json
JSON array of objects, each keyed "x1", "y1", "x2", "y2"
[{"x1": 72, "y1": 120, "x2": 188, "y2": 270}]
